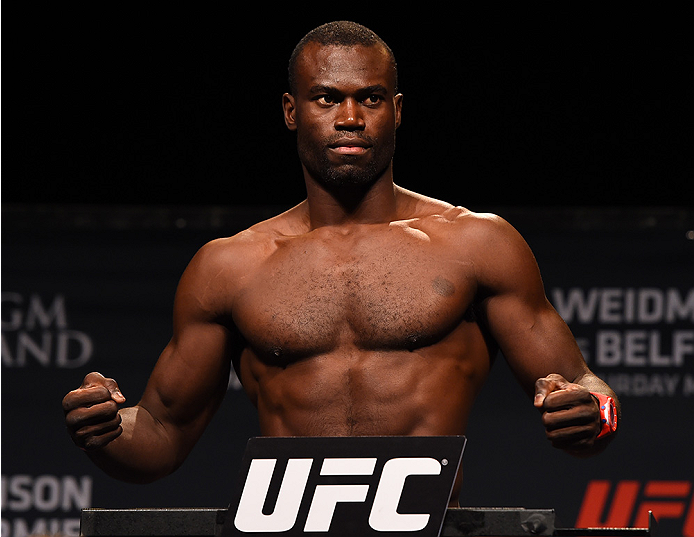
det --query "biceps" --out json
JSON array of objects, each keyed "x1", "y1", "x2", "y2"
[
  {"x1": 141, "y1": 321, "x2": 232, "y2": 435},
  {"x1": 484, "y1": 293, "x2": 589, "y2": 394}
]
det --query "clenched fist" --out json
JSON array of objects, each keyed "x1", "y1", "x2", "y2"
[
  {"x1": 63, "y1": 372, "x2": 126, "y2": 451},
  {"x1": 534, "y1": 373, "x2": 602, "y2": 455}
]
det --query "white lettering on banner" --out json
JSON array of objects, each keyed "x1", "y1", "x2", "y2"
[
  {"x1": 234, "y1": 457, "x2": 441, "y2": 533},
  {"x1": 599, "y1": 373, "x2": 682, "y2": 397},
  {"x1": 595, "y1": 330, "x2": 693, "y2": 367},
  {"x1": 552, "y1": 288, "x2": 694, "y2": 324},
  {"x1": 1, "y1": 293, "x2": 93, "y2": 368},
  {"x1": 1, "y1": 294, "x2": 68, "y2": 331},
  {"x1": 1, "y1": 475, "x2": 91, "y2": 537},
  {"x1": 1, "y1": 475, "x2": 92, "y2": 512},
  {"x1": 1, "y1": 517, "x2": 81, "y2": 537},
  {"x1": 550, "y1": 287, "x2": 693, "y2": 398}
]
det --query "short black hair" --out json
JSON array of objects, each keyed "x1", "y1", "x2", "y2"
[{"x1": 288, "y1": 21, "x2": 398, "y2": 95}]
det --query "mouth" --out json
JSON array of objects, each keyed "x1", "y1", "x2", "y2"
[{"x1": 328, "y1": 138, "x2": 372, "y2": 155}]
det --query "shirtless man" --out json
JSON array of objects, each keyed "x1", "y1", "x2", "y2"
[{"x1": 63, "y1": 21, "x2": 620, "y2": 504}]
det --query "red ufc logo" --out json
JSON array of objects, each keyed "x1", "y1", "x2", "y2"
[{"x1": 576, "y1": 480, "x2": 694, "y2": 536}]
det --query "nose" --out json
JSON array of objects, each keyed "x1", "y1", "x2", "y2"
[{"x1": 334, "y1": 98, "x2": 365, "y2": 131}]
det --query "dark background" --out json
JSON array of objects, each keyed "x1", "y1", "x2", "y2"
[
  {"x1": 3, "y1": 206, "x2": 692, "y2": 535},
  {"x1": 3, "y1": 7, "x2": 693, "y2": 535},
  {"x1": 8, "y1": 6, "x2": 692, "y2": 209}
]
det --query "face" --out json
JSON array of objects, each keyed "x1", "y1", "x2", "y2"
[{"x1": 283, "y1": 43, "x2": 403, "y2": 188}]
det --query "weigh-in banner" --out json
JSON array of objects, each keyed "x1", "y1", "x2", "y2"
[{"x1": 2, "y1": 206, "x2": 693, "y2": 537}]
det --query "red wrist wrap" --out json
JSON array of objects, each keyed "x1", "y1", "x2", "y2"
[{"x1": 591, "y1": 392, "x2": 617, "y2": 439}]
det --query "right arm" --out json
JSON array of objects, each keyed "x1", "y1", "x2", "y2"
[{"x1": 63, "y1": 239, "x2": 238, "y2": 483}]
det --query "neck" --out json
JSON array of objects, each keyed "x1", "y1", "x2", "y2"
[{"x1": 303, "y1": 165, "x2": 399, "y2": 229}]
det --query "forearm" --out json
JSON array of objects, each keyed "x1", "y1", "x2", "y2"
[{"x1": 85, "y1": 405, "x2": 182, "y2": 483}]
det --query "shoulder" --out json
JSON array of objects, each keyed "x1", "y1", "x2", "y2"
[
  {"x1": 175, "y1": 204, "x2": 308, "y2": 316},
  {"x1": 446, "y1": 209, "x2": 522, "y2": 244},
  {"x1": 395, "y1": 186, "x2": 516, "y2": 235},
  {"x1": 395, "y1": 185, "x2": 529, "y2": 252},
  {"x1": 188, "y1": 202, "x2": 309, "y2": 276},
  {"x1": 447, "y1": 209, "x2": 536, "y2": 262},
  {"x1": 404, "y1": 198, "x2": 520, "y2": 245},
  {"x1": 187, "y1": 229, "x2": 272, "y2": 279},
  {"x1": 408, "y1": 201, "x2": 541, "y2": 292},
  {"x1": 450, "y1": 211, "x2": 542, "y2": 296}
]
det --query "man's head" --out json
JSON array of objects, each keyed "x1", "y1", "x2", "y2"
[
  {"x1": 283, "y1": 21, "x2": 403, "y2": 190},
  {"x1": 288, "y1": 21, "x2": 398, "y2": 96}
]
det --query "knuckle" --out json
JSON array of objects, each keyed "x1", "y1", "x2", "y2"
[
  {"x1": 82, "y1": 372, "x2": 105, "y2": 386},
  {"x1": 73, "y1": 427, "x2": 90, "y2": 441},
  {"x1": 89, "y1": 401, "x2": 118, "y2": 421},
  {"x1": 81, "y1": 427, "x2": 122, "y2": 451},
  {"x1": 103, "y1": 400, "x2": 119, "y2": 416},
  {"x1": 72, "y1": 422, "x2": 123, "y2": 451},
  {"x1": 61, "y1": 393, "x2": 75, "y2": 412},
  {"x1": 103, "y1": 377, "x2": 119, "y2": 389},
  {"x1": 83, "y1": 437, "x2": 101, "y2": 450},
  {"x1": 65, "y1": 406, "x2": 89, "y2": 427},
  {"x1": 64, "y1": 413, "x2": 79, "y2": 429}
]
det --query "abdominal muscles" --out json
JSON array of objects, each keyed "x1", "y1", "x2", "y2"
[{"x1": 253, "y1": 343, "x2": 483, "y2": 437}]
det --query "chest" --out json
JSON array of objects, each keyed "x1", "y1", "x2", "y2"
[{"x1": 233, "y1": 226, "x2": 476, "y2": 357}]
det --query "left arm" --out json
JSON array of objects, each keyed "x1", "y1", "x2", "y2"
[{"x1": 470, "y1": 214, "x2": 620, "y2": 455}]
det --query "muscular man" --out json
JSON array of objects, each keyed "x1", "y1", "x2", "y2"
[{"x1": 63, "y1": 21, "x2": 620, "y2": 503}]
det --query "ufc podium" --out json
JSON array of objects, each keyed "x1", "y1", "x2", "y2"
[{"x1": 80, "y1": 437, "x2": 657, "y2": 536}]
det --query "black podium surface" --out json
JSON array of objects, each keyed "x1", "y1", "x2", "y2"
[{"x1": 80, "y1": 507, "x2": 657, "y2": 536}]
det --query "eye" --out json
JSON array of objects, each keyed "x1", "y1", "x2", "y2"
[
  {"x1": 363, "y1": 94, "x2": 384, "y2": 107},
  {"x1": 315, "y1": 95, "x2": 337, "y2": 106}
]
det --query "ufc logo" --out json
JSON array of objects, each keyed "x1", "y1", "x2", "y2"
[
  {"x1": 577, "y1": 480, "x2": 694, "y2": 536},
  {"x1": 233, "y1": 457, "x2": 441, "y2": 533}
]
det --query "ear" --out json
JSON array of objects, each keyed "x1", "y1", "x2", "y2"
[
  {"x1": 282, "y1": 93, "x2": 297, "y2": 131},
  {"x1": 394, "y1": 93, "x2": 403, "y2": 129}
]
